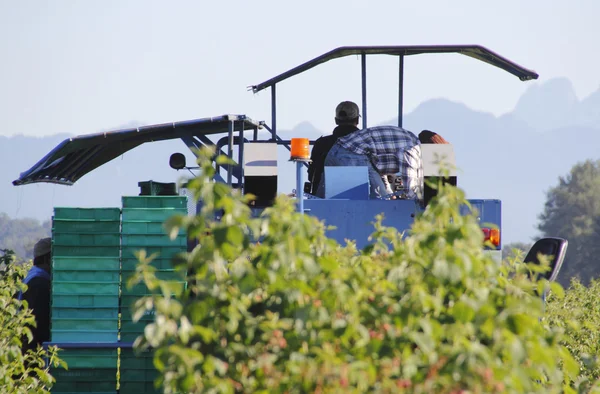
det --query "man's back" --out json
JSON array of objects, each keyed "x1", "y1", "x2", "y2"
[
  {"x1": 22, "y1": 272, "x2": 51, "y2": 350},
  {"x1": 308, "y1": 124, "x2": 358, "y2": 195},
  {"x1": 336, "y1": 125, "x2": 422, "y2": 199},
  {"x1": 337, "y1": 126, "x2": 419, "y2": 173}
]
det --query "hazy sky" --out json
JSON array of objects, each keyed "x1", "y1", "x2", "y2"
[{"x1": 1, "y1": 0, "x2": 599, "y2": 138}]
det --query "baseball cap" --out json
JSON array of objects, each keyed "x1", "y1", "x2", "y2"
[
  {"x1": 34, "y1": 237, "x2": 51, "y2": 258},
  {"x1": 335, "y1": 101, "x2": 360, "y2": 122}
]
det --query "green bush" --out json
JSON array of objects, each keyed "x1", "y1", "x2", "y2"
[
  {"x1": 0, "y1": 249, "x2": 63, "y2": 393},
  {"x1": 545, "y1": 279, "x2": 600, "y2": 390},
  {"x1": 129, "y1": 147, "x2": 587, "y2": 393}
]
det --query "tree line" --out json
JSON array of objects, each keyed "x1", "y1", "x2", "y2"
[
  {"x1": 537, "y1": 159, "x2": 600, "y2": 286},
  {"x1": 0, "y1": 213, "x2": 51, "y2": 261}
]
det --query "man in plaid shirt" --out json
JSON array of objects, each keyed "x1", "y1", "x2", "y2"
[{"x1": 322, "y1": 125, "x2": 423, "y2": 200}]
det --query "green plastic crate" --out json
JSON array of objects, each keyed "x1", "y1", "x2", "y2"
[
  {"x1": 52, "y1": 379, "x2": 117, "y2": 393},
  {"x1": 52, "y1": 307, "x2": 119, "y2": 319},
  {"x1": 120, "y1": 294, "x2": 155, "y2": 309},
  {"x1": 52, "y1": 294, "x2": 119, "y2": 308},
  {"x1": 53, "y1": 281, "x2": 119, "y2": 296},
  {"x1": 52, "y1": 318, "x2": 118, "y2": 331},
  {"x1": 50, "y1": 392, "x2": 115, "y2": 394},
  {"x1": 52, "y1": 245, "x2": 119, "y2": 258},
  {"x1": 120, "y1": 298, "x2": 155, "y2": 321},
  {"x1": 53, "y1": 233, "x2": 120, "y2": 247},
  {"x1": 121, "y1": 208, "x2": 187, "y2": 222},
  {"x1": 121, "y1": 312, "x2": 155, "y2": 323},
  {"x1": 122, "y1": 269, "x2": 185, "y2": 282},
  {"x1": 120, "y1": 368, "x2": 159, "y2": 381},
  {"x1": 121, "y1": 318, "x2": 153, "y2": 334},
  {"x1": 50, "y1": 391, "x2": 115, "y2": 394},
  {"x1": 121, "y1": 246, "x2": 185, "y2": 261},
  {"x1": 121, "y1": 280, "x2": 186, "y2": 296},
  {"x1": 51, "y1": 330, "x2": 118, "y2": 343},
  {"x1": 121, "y1": 234, "x2": 186, "y2": 247},
  {"x1": 120, "y1": 294, "x2": 142, "y2": 310},
  {"x1": 120, "y1": 349, "x2": 154, "y2": 369},
  {"x1": 53, "y1": 270, "x2": 120, "y2": 282},
  {"x1": 122, "y1": 196, "x2": 187, "y2": 209},
  {"x1": 51, "y1": 390, "x2": 117, "y2": 394},
  {"x1": 53, "y1": 207, "x2": 120, "y2": 221},
  {"x1": 52, "y1": 368, "x2": 117, "y2": 381},
  {"x1": 120, "y1": 332, "x2": 143, "y2": 343},
  {"x1": 53, "y1": 219, "x2": 120, "y2": 233},
  {"x1": 53, "y1": 257, "x2": 120, "y2": 271},
  {"x1": 121, "y1": 257, "x2": 174, "y2": 271},
  {"x1": 119, "y1": 380, "x2": 160, "y2": 394},
  {"x1": 58, "y1": 348, "x2": 118, "y2": 369},
  {"x1": 121, "y1": 220, "x2": 187, "y2": 235}
]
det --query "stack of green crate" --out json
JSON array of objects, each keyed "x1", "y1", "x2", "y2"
[
  {"x1": 51, "y1": 348, "x2": 118, "y2": 394},
  {"x1": 51, "y1": 208, "x2": 121, "y2": 344},
  {"x1": 119, "y1": 348, "x2": 160, "y2": 394},
  {"x1": 120, "y1": 196, "x2": 188, "y2": 343}
]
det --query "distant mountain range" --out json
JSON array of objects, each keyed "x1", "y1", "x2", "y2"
[{"x1": 1, "y1": 77, "x2": 599, "y2": 245}]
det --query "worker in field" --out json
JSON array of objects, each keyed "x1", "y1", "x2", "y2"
[
  {"x1": 308, "y1": 101, "x2": 360, "y2": 197},
  {"x1": 18, "y1": 237, "x2": 52, "y2": 351},
  {"x1": 323, "y1": 125, "x2": 423, "y2": 200}
]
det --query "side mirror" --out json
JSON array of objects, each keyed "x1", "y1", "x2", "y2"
[
  {"x1": 169, "y1": 153, "x2": 186, "y2": 170},
  {"x1": 524, "y1": 237, "x2": 568, "y2": 282}
]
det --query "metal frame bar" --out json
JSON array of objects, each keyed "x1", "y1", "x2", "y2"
[
  {"x1": 361, "y1": 53, "x2": 367, "y2": 129},
  {"x1": 227, "y1": 121, "x2": 234, "y2": 186},
  {"x1": 271, "y1": 85, "x2": 277, "y2": 138},
  {"x1": 181, "y1": 135, "x2": 202, "y2": 152},
  {"x1": 180, "y1": 135, "x2": 227, "y2": 184},
  {"x1": 398, "y1": 55, "x2": 404, "y2": 128},
  {"x1": 251, "y1": 45, "x2": 539, "y2": 94},
  {"x1": 238, "y1": 121, "x2": 244, "y2": 189},
  {"x1": 296, "y1": 161, "x2": 304, "y2": 213}
]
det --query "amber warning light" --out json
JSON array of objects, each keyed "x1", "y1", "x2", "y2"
[
  {"x1": 482, "y1": 227, "x2": 501, "y2": 248},
  {"x1": 290, "y1": 138, "x2": 310, "y2": 161}
]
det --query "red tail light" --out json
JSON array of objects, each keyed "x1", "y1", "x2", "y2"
[{"x1": 482, "y1": 227, "x2": 500, "y2": 247}]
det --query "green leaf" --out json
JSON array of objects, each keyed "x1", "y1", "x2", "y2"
[
  {"x1": 549, "y1": 281, "x2": 565, "y2": 299},
  {"x1": 451, "y1": 300, "x2": 475, "y2": 323}
]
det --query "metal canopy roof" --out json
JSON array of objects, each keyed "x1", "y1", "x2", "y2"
[
  {"x1": 251, "y1": 45, "x2": 539, "y2": 93},
  {"x1": 13, "y1": 115, "x2": 260, "y2": 186}
]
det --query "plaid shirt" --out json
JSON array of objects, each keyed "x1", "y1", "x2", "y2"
[{"x1": 336, "y1": 126, "x2": 423, "y2": 199}]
